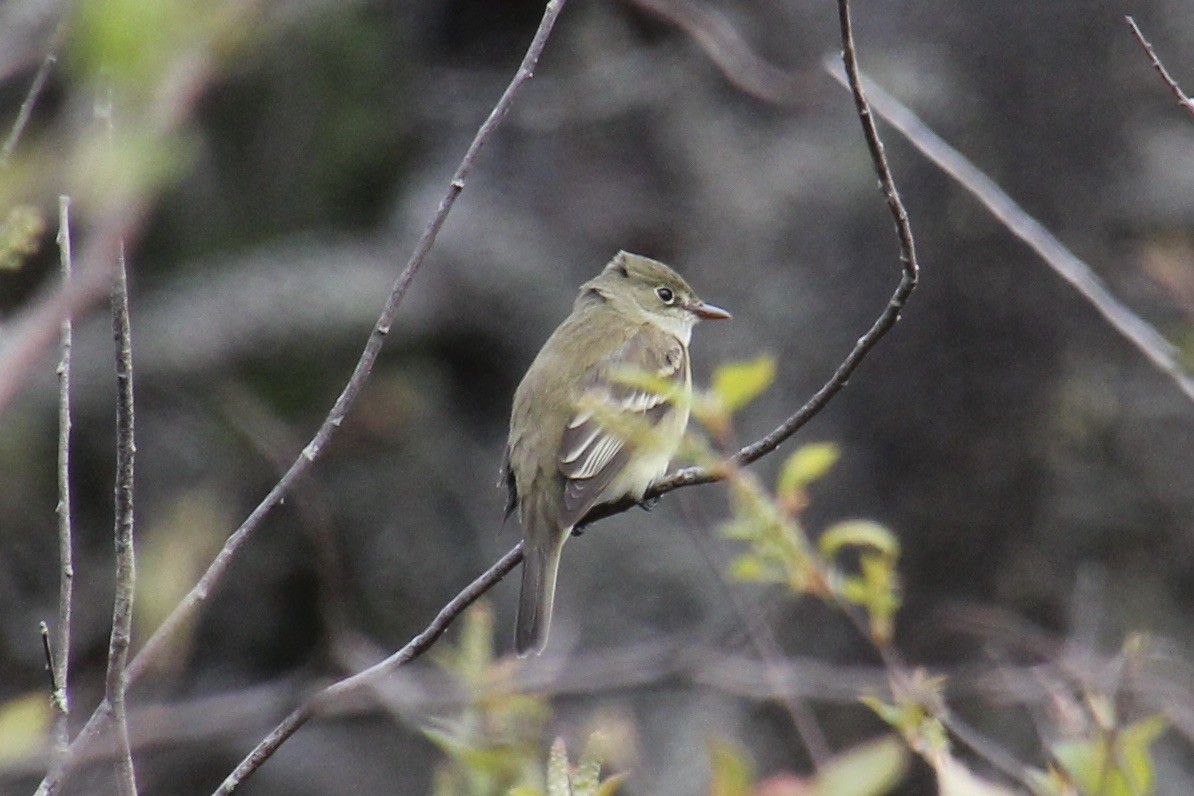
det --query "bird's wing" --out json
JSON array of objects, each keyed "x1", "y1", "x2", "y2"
[{"x1": 556, "y1": 324, "x2": 687, "y2": 527}]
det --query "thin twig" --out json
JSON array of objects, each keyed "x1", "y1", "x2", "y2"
[
  {"x1": 44, "y1": 195, "x2": 75, "y2": 795},
  {"x1": 106, "y1": 237, "x2": 139, "y2": 795},
  {"x1": 822, "y1": 65, "x2": 1194, "y2": 405},
  {"x1": 97, "y1": 82, "x2": 139, "y2": 796},
  {"x1": 1125, "y1": 16, "x2": 1194, "y2": 120},
  {"x1": 0, "y1": 16, "x2": 65, "y2": 167},
  {"x1": 214, "y1": 543, "x2": 525, "y2": 794}
]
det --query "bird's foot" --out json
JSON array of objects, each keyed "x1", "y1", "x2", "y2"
[{"x1": 638, "y1": 496, "x2": 660, "y2": 512}]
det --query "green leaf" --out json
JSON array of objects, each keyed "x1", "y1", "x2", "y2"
[
  {"x1": 1052, "y1": 714, "x2": 1167, "y2": 796},
  {"x1": 711, "y1": 355, "x2": 776, "y2": 414},
  {"x1": 814, "y1": 735, "x2": 910, "y2": 796},
  {"x1": 777, "y1": 442, "x2": 840, "y2": 499},
  {"x1": 818, "y1": 520, "x2": 899, "y2": 560},
  {"x1": 707, "y1": 738, "x2": 753, "y2": 796},
  {"x1": 1117, "y1": 714, "x2": 1168, "y2": 793}
]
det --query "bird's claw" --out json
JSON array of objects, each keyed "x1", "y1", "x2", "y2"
[{"x1": 638, "y1": 496, "x2": 660, "y2": 511}]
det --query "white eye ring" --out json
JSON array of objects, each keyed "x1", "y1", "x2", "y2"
[{"x1": 656, "y1": 286, "x2": 675, "y2": 305}]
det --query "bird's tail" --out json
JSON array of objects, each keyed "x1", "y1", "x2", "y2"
[{"x1": 515, "y1": 541, "x2": 564, "y2": 656}]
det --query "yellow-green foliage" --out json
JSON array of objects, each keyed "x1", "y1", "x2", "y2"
[
  {"x1": 0, "y1": 205, "x2": 45, "y2": 271},
  {"x1": 697, "y1": 358, "x2": 902, "y2": 645},
  {"x1": 0, "y1": 691, "x2": 52, "y2": 766},
  {"x1": 426, "y1": 605, "x2": 623, "y2": 796},
  {"x1": 426, "y1": 604, "x2": 549, "y2": 796},
  {"x1": 510, "y1": 737, "x2": 626, "y2": 796},
  {"x1": 707, "y1": 734, "x2": 910, "y2": 796}
]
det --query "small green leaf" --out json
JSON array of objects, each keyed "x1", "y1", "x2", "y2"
[
  {"x1": 1052, "y1": 714, "x2": 1167, "y2": 796},
  {"x1": 711, "y1": 355, "x2": 776, "y2": 414},
  {"x1": 707, "y1": 738, "x2": 753, "y2": 796},
  {"x1": 1118, "y1": 714, "x2": 1167, "y2": 793},
  {"x1": 814, "y1": 735, "x2": 910, "y2": 796},
  {"x1": 777, "y1": 442, "x2": 840, "y2": 500},
  {"x1": 819, "y1": 520, "x2": 899, "y2": 560}
]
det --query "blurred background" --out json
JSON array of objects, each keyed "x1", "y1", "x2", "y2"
[{"x1": 1, "y1": 0, "x2": 1193, "y2": 793}]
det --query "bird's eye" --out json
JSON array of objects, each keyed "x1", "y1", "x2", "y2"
[{"x1": 656, "y1": 287, "x2": 675, "y2": 304}]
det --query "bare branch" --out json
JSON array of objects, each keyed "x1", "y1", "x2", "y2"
[
  {"x1": 0, "y1": 14, "x2": 64, "y2": 166},
  {"x1": 822, "y1": 66, "x2": 1194, "y2": 405},
  {"x1": 105, "y1": 233, "x2": 138, "y2": 795},
  {"x1": 214, "y1": 543, "x2": 526, "y2": 794},
  {"x1": 43, "y1": 195, "x2": 76, "y2": 795},
  {"x1": 1125, "y1": 16, "x2": 1194, "y2": 120}
]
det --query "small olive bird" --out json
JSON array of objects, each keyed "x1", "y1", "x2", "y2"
[{"x1": 502, "y1": 251, "x2": 730, "y2": 656}]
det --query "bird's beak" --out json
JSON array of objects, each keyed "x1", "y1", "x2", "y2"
[{"x1": 691, "y1": 300, "x2": 731, "y2": 320}]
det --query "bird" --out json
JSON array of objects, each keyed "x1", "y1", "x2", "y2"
[{"x1": 502, "y1": 250, "x2": 730, "y2": 656}]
